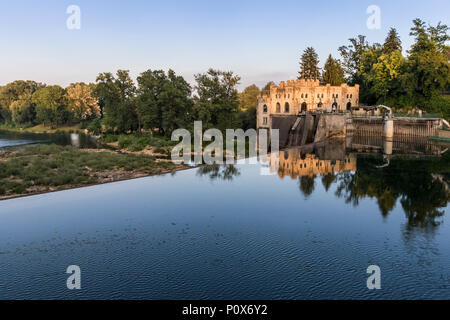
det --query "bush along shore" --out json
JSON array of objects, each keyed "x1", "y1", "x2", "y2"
[{"x1": 0, "y1": 143, "x2": 187, "y2": 200}]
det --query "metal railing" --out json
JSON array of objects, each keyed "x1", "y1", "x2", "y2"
[{"x1": 393, "y1": 113, "x2": 443, "y2": 118}]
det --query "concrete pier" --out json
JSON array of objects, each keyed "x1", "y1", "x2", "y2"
[{"x1": 383, "y1": 119, "x2": 394, "y2": 140}]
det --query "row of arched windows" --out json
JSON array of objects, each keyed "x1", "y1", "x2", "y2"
[
  {"x1": 275, "y1": 94, "x2": 291, "y2": 99},
  {"x1": 274, "y1": 102, "x2": 290, "y2": 113},
  {"x1": 262, "y1": 101, "x2": 351, "y2": 114},
  {"x1": 274, "y1": 92, "x2": 351, "y2": 100}
]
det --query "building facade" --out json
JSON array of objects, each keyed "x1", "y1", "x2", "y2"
[{"x1": 257, "y1": 79, "x2": 359, "y2": 129}]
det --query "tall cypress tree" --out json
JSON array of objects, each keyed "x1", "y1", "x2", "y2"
[{"x1": 298, "y1": 47, "x2": 320, "y2": 80}]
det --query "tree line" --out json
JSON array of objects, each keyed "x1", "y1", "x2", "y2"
[
  {"x1": 0, "y1": 82, "x2": 100, "y2": 128},
  {"x1": 299, "y1": 19, "x2": 449, "y2": 118},
  {"x1": 0, "y1": 69, "x2": 258, "y2": 135},
  {"x1": 0, "y1": 18, "x2": 448, "y2": 135}
]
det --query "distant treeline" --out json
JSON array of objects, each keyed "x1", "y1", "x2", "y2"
[{"x1": 0, "y1": 18, "x2": 448, "y2": 134}]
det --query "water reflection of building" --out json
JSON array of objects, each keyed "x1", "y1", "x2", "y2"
[{"x1": 270, "y1": 149, "x2": 357, "y2": 179}]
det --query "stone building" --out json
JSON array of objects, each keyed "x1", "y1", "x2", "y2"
[{"x1": 257, "y1": 79, "x2": 359, "y2": 129}]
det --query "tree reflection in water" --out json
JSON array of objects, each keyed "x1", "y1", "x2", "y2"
[
  {"x1": 276, "y1": 147, "x2": 450, "y2": 230},
  {"x1": 299, "y1": 175, "x2": 316, "y2": 198},
  {"x1": 321, "y1": 173, "x2": 337, "y2": 192},
  {"x1": 334, "y1": 155, "x2": 449, "y2": 228},
  {"x1": 196, "y1": 164, "x2": 241, "y2": 181}
]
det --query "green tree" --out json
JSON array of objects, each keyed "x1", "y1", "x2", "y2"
[
  {"x1": 372, "y1": 50, "x2": 404, "y2": 101},
  {"x1": 32, "y1": 85, "x2": 70, "y2": 126},
  {"x1": 0, "y1": 81, "x2": 43, "y2": 125},
  {"x1": 383, "y1": 28, "x2": 402, "y2": 54},
  {"x1": 322, "y1": 55, "x2": 345, "y2": 86},
  {"x1": 136, "y1": 69, "x2": 193, "y2": 136},
  {"x1": 261, "y1": 81, "x2": 274, "y2": 96},
  {"x1": 136, "y1": 70, "x2": 165, "y2": 133},
  {"x1": 193, "y1": 69, "x2": 241, "y2": 131},
  {"x1": 237, "y1": 84, "x2": 260, "y2": 130},
  {"x1": 338, "y1": 35, "x2": 370, "y2": 84},
  {"x1": 94, "y1": 70, "x2": 138, "y2": 133},
  {"x1": 161, "y1": 70, "x2": 193, "y2": 136},
  {"x1": 298, "y1": 47, "x2": 320, "y2": 80},
  {"x1": 239, "y1": 84, "x2": 260, "y2": 110},
  {"x1": 403, "y1": 19, "x2": 450, "y2": 110}
]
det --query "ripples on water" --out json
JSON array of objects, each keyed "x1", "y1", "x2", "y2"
[{"x1": 0, "y1": 140, "x2": 449, "y2": 299}]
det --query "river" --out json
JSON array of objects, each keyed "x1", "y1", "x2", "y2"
[
  {"x1": 0, "y1": 130, "x2": 99, "y2": 149},
  {"x1": 0, "y1": 139, "x2": 449, "y2": 299}
]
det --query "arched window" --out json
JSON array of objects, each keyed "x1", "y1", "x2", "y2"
[
  {"x1": 317, "y1": 94, "x2": 320, "y2": 98},
  {"x1": 263, "y1": 105, "x2": 268, "y2": 113},
  {"x1": 276, "y1": 103, "x2": 281, "y2": 113},
  {"x1": 301, "y1": 102, "x2": 307, "y2": 112},
  {"x1": 305, "y1": 94, "x2": 308, "y2": 98},
  {"x1": 350, "y1": 94, "x2": 353, "y2": 98},
  {"x1": 321, "y1": 93, "x2": 324, "y2": 98},
  {"x1": 285, "y1": 102, "x2": 290, "y2": 113},
  {"x1": 336, "y1": 94, "x2": 339, "y2": 98},
  {"x1": 301, "y1": 93, "x2": 304, "y2": 98}
]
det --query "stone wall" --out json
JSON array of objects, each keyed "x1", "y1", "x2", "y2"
[{"x1": 313, "y1": 114, "x2": 348, "y2": 142}]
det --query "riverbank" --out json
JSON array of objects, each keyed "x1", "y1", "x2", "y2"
[
  {"x1": 0, "y1": 124, "x2": 85, "y2": 134},
  {"x1": 0, "y1": 144, "x2": 189, "y2": 201}
]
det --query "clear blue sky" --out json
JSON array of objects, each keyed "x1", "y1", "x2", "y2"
[{"x1": 0, "y1": 0, "x2": 448, "y2": 90}]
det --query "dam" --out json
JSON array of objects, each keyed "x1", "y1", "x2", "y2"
[
  {"x1": 264, "y1": 111, "x2": 448, "y2": 151},
  {"x1": 256, "y1": 78, "x2": 449, "y2": 151}
]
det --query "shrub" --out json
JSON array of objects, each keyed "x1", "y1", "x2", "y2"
[{"x1": 87, "y1": 118, "x2": 102, "y2": 135}]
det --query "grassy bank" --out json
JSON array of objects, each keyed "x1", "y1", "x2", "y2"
[
  {"x1": 0, "y1": 144, "x2": 186, "y2": 200},
  {"x1": 100, "y1": 133, "x2": 176, "y2": 153}
]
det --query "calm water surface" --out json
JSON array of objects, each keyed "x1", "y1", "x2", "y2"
[
  {"x1": 0, "y1": 130, "x2": 98, "y2": 149},
  {"x1": 0, "y1": 142, "x2": 449, "y2": 299}
]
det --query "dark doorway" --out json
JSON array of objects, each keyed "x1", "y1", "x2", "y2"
[
  {"x1": 346, "y1": 102, "x2": 351, "y2": 111},
  {"x1": 317, "y1": 102, "x2": 323, "y2": 109},
  {"x1": 301, "y1": 102, "x2": 307, "y2": 112},
  {"x1": 332, "y1": 102, "x2": 338, "y2": 112}
]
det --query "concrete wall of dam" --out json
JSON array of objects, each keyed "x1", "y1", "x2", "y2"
[{"x1": 267, "y1": 113, "x2": 445, "y2": 149}]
